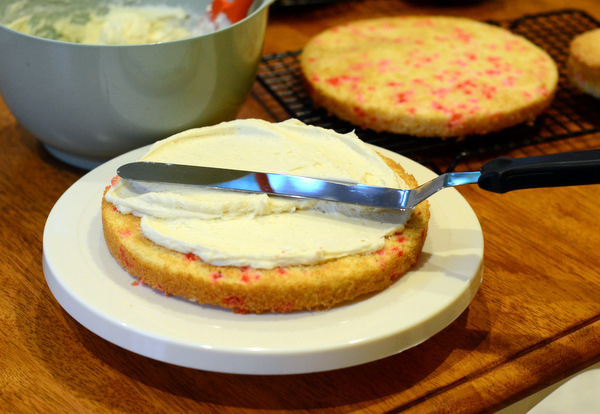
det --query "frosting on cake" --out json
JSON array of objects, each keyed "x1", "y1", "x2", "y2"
[{"x1": 106, "y1": 118, "x2": 412, "y2": 269}]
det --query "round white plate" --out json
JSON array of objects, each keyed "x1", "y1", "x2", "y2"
[{"x1": 42, "y1": 145, "x2": 484, "y2": 375}]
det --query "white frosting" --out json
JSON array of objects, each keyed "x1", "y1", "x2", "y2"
[
  {"x1": 106, "y1": 119, "x2": 412, "y2": 269},
  {"x1": 6, "y1": 4, "x2": 230, "y2": 45}
]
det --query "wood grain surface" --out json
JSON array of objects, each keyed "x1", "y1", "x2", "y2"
[{"x1": 2, "y1": 0, "x2": 600, "y2": 413}]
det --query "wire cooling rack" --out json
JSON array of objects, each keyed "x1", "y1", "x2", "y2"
[{"x1": 255, "y1": 9, "x2": 600, "y2": 173}]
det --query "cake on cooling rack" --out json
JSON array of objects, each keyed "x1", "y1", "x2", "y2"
[
  {"x1": 568, "y1": 28, "x2": 600, "y2": 99},
  {"x1": 300, "y1": 16, "x2": 559, "y2": 138}
]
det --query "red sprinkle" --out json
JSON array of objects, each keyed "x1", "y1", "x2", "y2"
[
  {"x1": 353, "y1": 106, "x2": 368, "y2": 118},
  {"x1": 453, "y1": 27, "x2": 472, "y2": 43},
  {"x1": 184, "y1": 252, "x2": 198, "y2": 262},
  {"x1": 349, "y1": 62, "x2": 373, "y2": 72},
  {"x1": 481, "y1": 84, "x2": 497, "y2": 99},
  {"x1": 326, "y1": 74, "x2": 361, "y2": 87},
  {"x1": 536, "y1": 85, "x2": 549, "y2": 97},
  {"x1": 210, "y1": 272, "x2": 223, "y2": 281},
  {"x1": 119, "y1": 246, "x2": 134, "y2": 272},
  {"x1": 274, "y1": 302, "x2": 294, "y2": 313},
  {"x1": 447, "y1": 112, "x2": 465, "y2": 129},
  {"x1": 223, "y1": 296, "x2": 245, "y2": 307},
  {"x1": 416, "y1": 19, "x2": 434, "y2": 27},
  {"x1": 395, "y1": 91, "x2": 413, "y2": 104},
  {"x1": 118, "y1": 229, "x2": 132, "y2": 237}
]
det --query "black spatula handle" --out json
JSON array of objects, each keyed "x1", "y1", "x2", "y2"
[{"x1": 478, "y1": 149, "x2": 600, "y2": 194}]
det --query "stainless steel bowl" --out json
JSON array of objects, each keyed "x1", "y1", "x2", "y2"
[{"x1": 0, "y1": 0, "x2": 273, "y2": 169}]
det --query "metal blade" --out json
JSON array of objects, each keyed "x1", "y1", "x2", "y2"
[{"x1": 117, "y1": 162, "x2": 411, "y2": 210}]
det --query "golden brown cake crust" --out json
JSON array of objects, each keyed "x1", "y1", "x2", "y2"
[
  {"x1": 567, "y1": 28, "x2": 600, "y2": 98},
  {"x1": 300, "y1": 16, "x2": 558, "y2": 138},
  {"x1": 101, "y1": 155, "x2": 430, "y2": 314}
]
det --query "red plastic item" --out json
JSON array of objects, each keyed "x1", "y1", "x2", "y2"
[{"x1": 210, "y1": 0, "x2": 255, "y2": 23}]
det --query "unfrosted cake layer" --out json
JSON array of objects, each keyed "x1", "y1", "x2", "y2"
[
  {"x1": 568, "y1": 28, "x2": 600, "y2": 99},
  {"x1": 300, "y1": 16, "x2": 559, "y2": 138}
]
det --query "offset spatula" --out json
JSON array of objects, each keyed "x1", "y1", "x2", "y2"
[{"x1": 117, "y1": 149, "x2": 600, "y2": 211}]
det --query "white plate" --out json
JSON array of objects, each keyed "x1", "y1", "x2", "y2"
[{"x1": 42, "y1": 145, "x2": 484, "y2": 375}]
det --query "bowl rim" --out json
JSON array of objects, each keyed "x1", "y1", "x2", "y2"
[{"x1": 0, "y1": 0, "x2": 275, "y2": 47}]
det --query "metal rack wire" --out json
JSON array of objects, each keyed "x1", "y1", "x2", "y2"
[{"x1": 255, "y1": 9, "x2": 600, "y2": 173}]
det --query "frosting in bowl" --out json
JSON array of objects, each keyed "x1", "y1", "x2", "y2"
[
  {"x1": 106, "y1": 119, "x2": 412, "y2": 268},
  {"x1": 6, "y1": 3, "x2": 230, "y2": 45}
]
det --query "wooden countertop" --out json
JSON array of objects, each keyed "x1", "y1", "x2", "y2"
[{"x1": 2, "y1": 0, "x2": 600, "y2": 412}]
